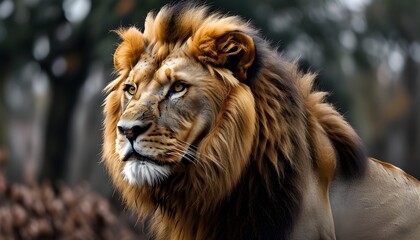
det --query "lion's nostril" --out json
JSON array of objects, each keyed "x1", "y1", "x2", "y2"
[
  {"x1": 117, "y1": 123, "x2": 152, "y2": 142},
  {"x1": 131, "y1": 123, "x2": 151, "y2": 137},
  {"x1": 117, "y1": 126, "x2": 125, "y2": 134}
]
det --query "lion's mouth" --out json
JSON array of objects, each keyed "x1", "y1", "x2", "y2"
[{"x1": 123, "y1": 151, "x2": 175, "y2": 166}]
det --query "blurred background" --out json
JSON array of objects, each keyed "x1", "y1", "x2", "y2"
[{"x1": 0, "y1": 0, "x2": 419, "y2": 238}]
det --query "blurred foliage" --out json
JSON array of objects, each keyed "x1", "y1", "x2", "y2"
[
  {"x1": 0, "y1": 163, "x2": 140, "y2": 239},
  {"x1": 0, "y1": 0, "x2": 419, "y2": 190}
]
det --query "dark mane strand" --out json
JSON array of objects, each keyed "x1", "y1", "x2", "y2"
[
  {"x1": 331, "y1": 136, "x2": 367, "y2": 179},
  {"x1": 215, "y1": 160, "x2": 301, "y2": 240}
]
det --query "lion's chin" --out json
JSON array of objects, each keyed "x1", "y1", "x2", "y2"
[{"x1": 122, "y1": 160, "x2": 171, "y2": 186}]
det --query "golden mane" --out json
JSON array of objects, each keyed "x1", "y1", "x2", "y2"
[{"x1": 103, "y1": 3, "x2": 366, "y2": 239}]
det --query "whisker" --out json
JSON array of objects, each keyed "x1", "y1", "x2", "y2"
[{"x1": 170, "y1": 140, "x2": 226, "y2": 173}]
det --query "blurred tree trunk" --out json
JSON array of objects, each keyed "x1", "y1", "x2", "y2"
[
  {"x1": 41, "y1": 74, "x2": 85, "y2": 181},
  {"x1": 39, "y1": 36, "x2": 90, "y2": 181},
  {"x1": 402, "y1": 58, "x2": 420, "y2": 177}
]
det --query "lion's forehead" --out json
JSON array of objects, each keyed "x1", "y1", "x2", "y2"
[
  {"x1": 129, "y1": 54, "x2": 157, "y2": 86},
  {"x1": 130, "y1": 53, "x2": 190, "y2": 89}
]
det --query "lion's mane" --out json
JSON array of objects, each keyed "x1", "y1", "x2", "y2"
[{"x1": 103, "y1": 3, "x2": 366, "y2": 239}]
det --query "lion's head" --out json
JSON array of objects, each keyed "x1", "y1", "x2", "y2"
[
  {"x1": 103, "y1": 3, "x2": 366, "y2": 239},
  {"x1": 103, "y1": 3, "x2": 260, "y2": 208}
]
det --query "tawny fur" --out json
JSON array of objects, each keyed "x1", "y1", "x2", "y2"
[{"x1": 103, "y1": 3, "x2": 420, "y2": 240}]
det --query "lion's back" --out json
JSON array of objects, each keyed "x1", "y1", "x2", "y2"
[{"x1": 330, "y1": 158, "x2": 420, "y2": 240}]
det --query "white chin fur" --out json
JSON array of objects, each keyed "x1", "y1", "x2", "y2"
[{"x1": 122, "y1": 161, "x2": 171, "y2": 186}]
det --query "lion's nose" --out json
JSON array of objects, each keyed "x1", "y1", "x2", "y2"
[{"x1": 117, "y1": 123, "x2": 152, "y2": 143}]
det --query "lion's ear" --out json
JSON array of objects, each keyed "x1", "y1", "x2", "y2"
[
  {"x1": 113, "y1": 27, "x2": 145, "y2": 72},
  {"x1": 193, "y1": 31, "x2": 256, "y2": 82}
]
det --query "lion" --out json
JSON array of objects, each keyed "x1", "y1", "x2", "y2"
[{"x1": 102, "y1": 3, "x2": 420, "y2": 240}]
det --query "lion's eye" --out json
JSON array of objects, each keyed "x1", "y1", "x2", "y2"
[
  {"x1": 172, "y1": 82, "x2": 186, "y2": 93},
  {"x1": 168, "y1": 81, "x2": 188, "y2": 99},
  {"x1": 123, "y1": 84, "x2": 137, "y2": 96}
]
